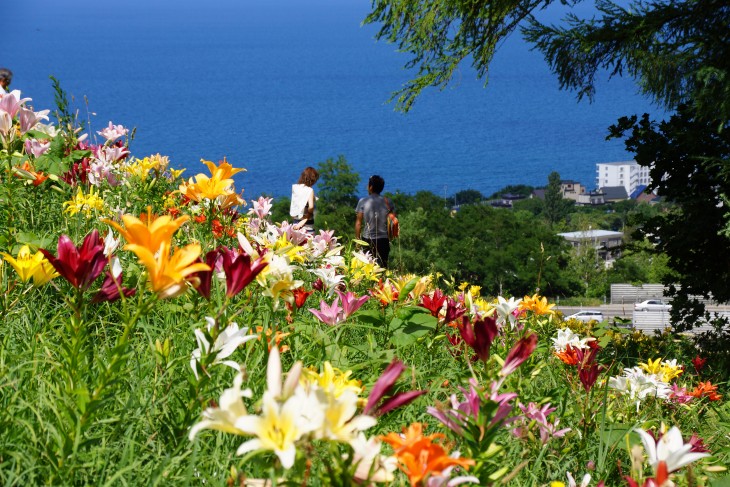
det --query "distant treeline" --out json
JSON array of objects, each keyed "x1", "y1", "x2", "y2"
[{"x1": 269, "y1": 156, "x2": 673, "y2": 299}]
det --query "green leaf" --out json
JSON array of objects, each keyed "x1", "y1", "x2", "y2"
[{"x1": 356, "y1": 309, "x2": 386, "y2": 327}]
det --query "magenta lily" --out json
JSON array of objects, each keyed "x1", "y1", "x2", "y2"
[
  {"x1": 219, "y1": 246, "x2": 268, "y2": 298},
  {"x1": 191, "y1": 249, "x2": 222, "y2": 300},
  {"x1": 427, "y1": 378, "x2": 482, "y2": 434},
  {"x1": 309, "y1": 296, "x2": 344, "y2": 326},
  {"x1": 458, "y1": 315, "x2": 499, "y2": 363},
  {"x1": 336, "y1": 290, "x2": 369, "y2": 319},
  {"x1": 443, "y1": 297, "x2": 466, "y2": 323},
  {"x1": 41, "y1": 230, "x2": 107, "y2": 291},
  {"x1": 91, "y1": 269, "x2": 136, "y2": 304},
  {"x1": 500, "y1": 333, "x2": 538, "y2": 377},
  {"x1": 363, "y1": 358, "x2": 426, "y2": 416}
]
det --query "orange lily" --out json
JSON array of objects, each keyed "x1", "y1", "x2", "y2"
[
  {"x1": 690, "y1": 381, "x2": 723, "y2": 401},
  {"x1": 126, "y1": 242, "x2": 209, "y2": 299},
  {"x1": 381, "y1": 423, "x2": 474, "y2": 486},
  {"x1": 202, "y1": 157, "x2": 245, "y2": 181},
  {"x1": 520, "y1": 293, "x2": 556, "y2": 315},
  {"x1": 103, "y1": 208, "x2": 189, "y2": 255}
]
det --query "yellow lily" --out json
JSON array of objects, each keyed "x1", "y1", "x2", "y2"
[
  {"x1": 639, "y1": 358, "x2": 664, "y2": 376},
  {"x1": 64, "y1": 186, "x2": 106, "y2": 217},
  {"x1": 301, "y1": 362, "x2": 363, "y2": 398},
  {"x1": 1, "y1": 245, "x2": 59, "y2": 286},
  {"x1": 103, "y1": 208, "x2": 189, "y2": 255}
]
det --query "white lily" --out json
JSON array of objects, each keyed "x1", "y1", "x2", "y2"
[
  {"x1": 190, "y1": 317, "x2": 258, "y2": 379},
  {"x1": 495, "y1": 296, "x2": 522, "y2": 328},
  {"x1": 635, "y1": 426, "x2": 710, "y2": 473},
  {"x1": 349, "y1": 433, "x2": 398, "y2": 483},
  {"x1": 188, "y1": 373, "x2": 253, "y2": 440}
]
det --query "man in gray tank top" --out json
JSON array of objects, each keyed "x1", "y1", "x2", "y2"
[{"x1": 355, "y1": 175, "x2": 395, "y2": 268}]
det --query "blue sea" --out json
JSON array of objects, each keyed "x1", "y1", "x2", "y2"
[{"x1": 5, "y1": 0, "x2": 663, "y2": 200}]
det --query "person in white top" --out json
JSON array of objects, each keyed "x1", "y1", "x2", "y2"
[
  {"x1": 0, "y1": 68, "x2": 12, "y2": 94},
  {"x1": 290, "y1": 166, "x2": 319, "y2": 235}
]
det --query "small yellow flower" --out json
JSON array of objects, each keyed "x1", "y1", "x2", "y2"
[
  {"x1": 1, "y1": 245, "x2": 59, "y2": 286},
  {"x1": 124, "y1": 156, "x2": 159, "y2": 180},
  {"x1": 63, "y1": 186, "x2": 106, "y2": 217},
  {"x1": 349, "y1": 251, "x2": 383, "y2": 284},
  {"x1": 169, "y1": 167, "x2": 186, "y2": 180},
  {"x1": 473, "y1": 297, "x2": 495, "y2": 316},
  {"x1": 551, "y1": 482, "x2": 566, "y2": 487}
]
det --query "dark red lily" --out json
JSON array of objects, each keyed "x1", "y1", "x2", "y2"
[
  {"x1": 363, "y1": 358, "x2": 426, "y2": 416},
  {"x1": 219, "y1": 246, "x2": 268, "y2": 298},
  {"x1": 458, "y1": 315, "x2": 498, "y2": 363},
  {"x1": 312, "y1": 278, "x2": 324, "y2": 291},
  {"x1": 419, "y1": 289, "x2": 447, "y2": 317},
  {"x1": 91, "y1": 269, "x2": 136, "y2": 304},
  {"x1": 190, "y1": 249, "x2": 221, "y2": 300},
  {"x1": 41, "y1": 230, "x2": 107, "y2": 291},
  {"x1": 500, "y1": 333, "x2": 538, "y2": 376}
]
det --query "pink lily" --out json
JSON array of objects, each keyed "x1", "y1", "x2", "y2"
[
  {"x1": 18, "y1": 107, "x2": 49, "y2": 134},
  {"x1": 0, "y1": 90, "x2": 31, "y2": 118},
  {"x1": 336, "y1": 290, "x2": 369, "y2": 319},
  {"x1": 25, "y1": 139, "x2": 51, "y2": 158},
  {"x1": 248, "y1": 196, "x2": 273, "y2": 220},
  {"x1": 309, "y1": 296, "x2": 344, "y2": 326},
  {"x1": 0, "y1": 110, "x2": 12, "y2": 138},
  {"x1": 97, "y1": 121, "x2": 128, "y2": 142}
]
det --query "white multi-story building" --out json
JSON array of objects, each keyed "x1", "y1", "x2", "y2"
[{"x1": 595, "y1": 161, "x2": 651, "y2": 196}]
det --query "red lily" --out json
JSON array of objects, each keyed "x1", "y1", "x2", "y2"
[
  {"x1": 219, "y1": 246, "x2": 267, "y2": 298},
  {"x1": 292, "y1": 287, "x2": 313, "y2": 308},
  {"x1": 458, "y1": 315, "x2": 498, "y2": 363},
  {"x1": 41, "y1": 230, "x2": 107, "y2": 291},
  {"x1": 420, "y1": 289, "x2": 447, "y2": 317},
  {"x1": 691, "y1": 355, "x2": 707, "y2": 374},
  {"x1": 364, "y1": 358, "x2": 426, "y2": 416}
]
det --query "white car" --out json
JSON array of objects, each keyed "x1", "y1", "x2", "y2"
[
  {"x1": 634, "y1": 299, "x2": 671, "y2": 311},
  {"x1": 566, "y1": 310, "x2": 604, "y2": 323}
]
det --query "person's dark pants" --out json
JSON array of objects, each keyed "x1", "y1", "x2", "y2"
[{"x1": 363, "y1": 238, "x2": 390, "y2": 269}]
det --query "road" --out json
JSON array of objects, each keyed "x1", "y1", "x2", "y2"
[{"x1": 556, "y1": 304, "x2": 730, "y2": 321}]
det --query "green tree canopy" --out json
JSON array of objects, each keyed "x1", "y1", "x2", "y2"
[{"x1": 365, "y1": 0, "x2": 730, "y2": 119}]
